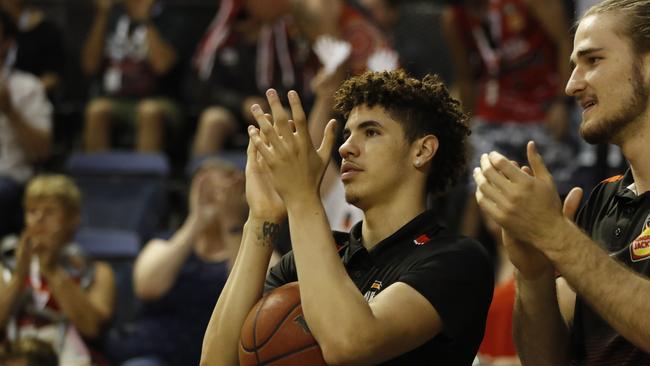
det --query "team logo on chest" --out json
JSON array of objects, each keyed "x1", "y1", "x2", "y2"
[
  {"x1": 363, "y1": 280, "x2": 383, "y2": 302},
  {"x1": 630, "y1": 213, "x2": 650, "y2": 262}
]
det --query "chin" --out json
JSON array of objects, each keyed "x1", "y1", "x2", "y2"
[
  {"x1": 580, "y1": 117, "x2": 625, "y2": 145},
  {"x1": 345, "y1": 191, "x2": 360, "y2": 205}
]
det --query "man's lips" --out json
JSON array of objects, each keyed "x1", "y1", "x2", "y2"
[
  {"x1": 340, "y1": 162, "x2": 362, "y2": 180},
  {"x1": 580, "y1": 97, "x2": 597, "y2": 111}
]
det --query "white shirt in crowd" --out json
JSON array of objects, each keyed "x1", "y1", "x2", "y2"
[{"x1": 0, "y1": 70, "x2": 52, "y2": 183}]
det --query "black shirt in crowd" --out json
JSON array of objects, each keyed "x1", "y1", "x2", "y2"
[
  {"x1": 571, "y1": 170, "x2": 650, "y2": 365},
  {"x1": 266, "y1": 210, "x2": 494, "y2": 365},
  {"x1": 15, "y1": 19, "x2": 65, "y2": 81}
]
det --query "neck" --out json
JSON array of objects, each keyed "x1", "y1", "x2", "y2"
[
  {"x1": 360, "y1": 190, "x2": 426, "y2": 251},
  {"x1": 619, "y1": 114, "x2": 650, "y2": 194}
]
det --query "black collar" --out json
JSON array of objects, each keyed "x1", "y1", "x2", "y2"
[
  {"x1": 614, "y1": 169, "x2": 650, "y2": 202},
  {"x1": 342, "y1": 210, "x2": 444, "y2": 266}
]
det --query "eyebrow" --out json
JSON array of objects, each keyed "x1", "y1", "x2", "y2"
[{"x1": 570, "y1": 47, "x2": 605, "y2": 68}]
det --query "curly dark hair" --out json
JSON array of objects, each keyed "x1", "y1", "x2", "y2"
[{"x1": 333, "y1": 69, "x2": 470, "y2": 196}]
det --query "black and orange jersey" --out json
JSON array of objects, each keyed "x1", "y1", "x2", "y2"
[
  {"x1": 571, "y1": 170, "x2": 650, "y2": 365},
  {"x1": 265, "y1": 210, "x2": 494, "y2": 365}
]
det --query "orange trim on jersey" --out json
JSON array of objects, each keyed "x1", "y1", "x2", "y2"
[{"x1": 601, "y1": 175, "x2": 624, "y2": 184}]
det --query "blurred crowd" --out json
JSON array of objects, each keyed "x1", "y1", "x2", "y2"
[{"x1": 0, "y1": 0, "x2": 620, "y2": 365}]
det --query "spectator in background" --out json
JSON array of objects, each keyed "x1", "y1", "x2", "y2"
[
  {"x1": 0, "y1": 0, "x2": 65, "y2": 97},
  {"x1": 191, "y1": 0, "x2": 304, "y2": 156},
  {"x1": 192, "y1": 0, "x2": 392, "y2": 157},
  {"x1": 82, "y1": 0, "x2": 184, "y2": 153},
  {"x1": 357, "y1": 0, "x2": 453, "y2": 82},
  {"x1": 0, "y1": 174, "x2": 115, "y2": 366},
  {"x1": 442, "y1": 0, "x2": 576, "y2": 236},
  {"x1": 475, "y1": 217, "x2": 519, "y2": 365},
  {"x1": 0, "y1": 8, "x2": 52, "y2": 238},
  {"x1": 474, "y1": 0, "x2": 650, "y2": 363},
  {"x1": 106, "y1": 158, "x2": 248, "y2": 366},
  {"x1": 443, "y1": 0, "x2": 575, "y2": 362}
]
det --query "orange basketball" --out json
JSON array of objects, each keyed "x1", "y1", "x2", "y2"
[{"x1": 239, "y1": 282, "x2": 327, "y2": 366}]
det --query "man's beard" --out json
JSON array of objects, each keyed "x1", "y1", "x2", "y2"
[{"x1": 581, "y1": 61, "x2": 649, "y2": 144}]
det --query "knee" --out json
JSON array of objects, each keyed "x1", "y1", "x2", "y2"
[
  {"x1": 85, "y1": 98, "x2": 113, "y2": 122},
  {"x1": 137, "y1": 99, "x2": 167, "y2": 121},
  {"x1": 198, "y1": 106, "x2": 235, "y2": 133}
]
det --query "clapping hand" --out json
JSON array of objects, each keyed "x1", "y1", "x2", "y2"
[{"x1": 247, "y1": 89, "x2": 337, "y2": 205}]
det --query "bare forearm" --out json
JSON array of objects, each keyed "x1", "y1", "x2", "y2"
[
  {"x1": 82, "y1": 12, "x2": 109, "y2": 75},
  {"x1": 45, "y1": 268, "x2": 107, "y2": 338},
  {"x1": 7, "y1": 109, "x2": 50, "y2": 161},
  {"x1": 145, "y1": 25, "x2": 177, "y2": 75},
  {"x1": 200, "y1": 217, "x2": 277, "y2": 366},
  {"x1": 133, "y1": 221, "x2": 197, "y2": 300},
  {"x1": 546, "y1": 220, "x2": 650, "y2": 351},
  {"x1": 286, "y1": 196, "x2": 376, "y2": 358},
  {"x1": 513, "y1": 271, "x2": 570, "y2": 365}
]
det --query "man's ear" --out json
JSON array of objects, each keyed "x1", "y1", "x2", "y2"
[{"x1": 413, "y1": 134, "x2": 438, "y2": 168}]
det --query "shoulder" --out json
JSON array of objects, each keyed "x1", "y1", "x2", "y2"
[
  {"x1": 403, "y1": 233, "x2": 494, "y2": 290},
  {"x1": 583, "y1": 174, "x2": 625, "y2": 209},
  {"x1": 418, "y1": 233, "x2": 491, "y2": 264},
  {"x1": 575, "y1": 174, "x2": 625, "y2": 226}
]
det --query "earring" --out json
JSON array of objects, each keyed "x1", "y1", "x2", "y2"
[{"x1": 415, "y1": 160, "x2": 421, "y2": 167}]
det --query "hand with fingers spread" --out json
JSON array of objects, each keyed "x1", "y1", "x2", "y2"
[
  {"x1": 248, "y1": 89, "x2": 337, "y2": 205},
  {"x1": 473, "y1": 141, "x2": 574, "y2": 252}
]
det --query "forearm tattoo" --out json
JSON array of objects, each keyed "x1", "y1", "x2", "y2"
[{"x1": 258, "y1": 221, "x2": 280, "y2": 248}]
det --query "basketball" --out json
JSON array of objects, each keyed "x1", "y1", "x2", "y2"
[{"x1": 239, "y1": 282, "x2": 327, "y2": 366}]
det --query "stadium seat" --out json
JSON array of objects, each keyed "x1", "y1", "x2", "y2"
[{"x1": 66, "y1": 151, "x2": 170, "y2": 243}]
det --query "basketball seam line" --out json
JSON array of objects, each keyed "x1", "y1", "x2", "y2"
[
  {"x1": 259, "y1": 343, "x2": 321, "y2": 366},
  {"x1": 242, "y1": 301, "x2": 302, "y2": 353}
]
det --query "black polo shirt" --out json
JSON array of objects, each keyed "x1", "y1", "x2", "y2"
[
  {"x1": 265, "y1": 210, "x2": 494, "y2": 365},
  {"x1": 571, "y1": 170, "x2": 650, "y2": 365}
]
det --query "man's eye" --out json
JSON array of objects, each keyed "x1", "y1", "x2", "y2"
[
  {"x1": 588, "y1": 57, "x2": 602, "y2": 65},
  {"x1": 366, "y1": 129, "x2": 379, "y2": 137}
]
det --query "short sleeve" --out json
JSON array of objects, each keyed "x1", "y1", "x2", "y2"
[{"x1": 398, "y1": 239, "x2": 494, "y2": 339}]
